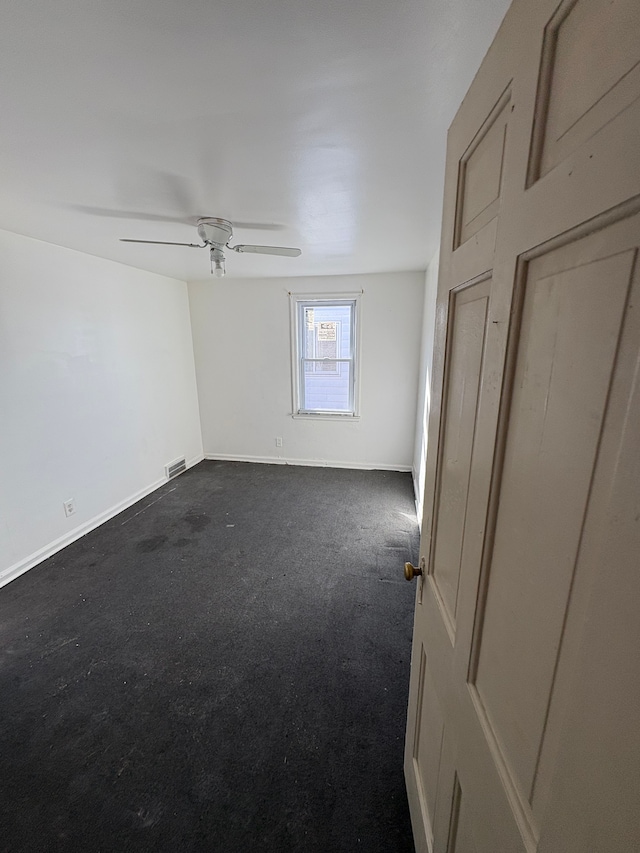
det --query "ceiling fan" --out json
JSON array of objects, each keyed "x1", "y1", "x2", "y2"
[{"x1": 120, "y1": 217, "x2": 301, "y2": 277}]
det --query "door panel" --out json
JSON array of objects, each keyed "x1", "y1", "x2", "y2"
[
  {"x1": 430, "y1": 278, "x2": 491, "y2": 639},
  {"x1": 412, "y1": 648, "x2": 446, "y2": 846},
  {"x1": 448, "y1": 784, "x2": 478, "y2": 853},
  {"x1": 404, "y1": 0, "x2": 640, "y2": 850},
  {"x1": 531, "y1": 215, "x2": 640, "y2": 847},
  {"x1": 471, "y1": 239, "x2": 633, "y2": 821},
  {"x1": 455, "y1": 90, "x2": 511, "y2": 248},
  {"x1": 530, "y1": 0, "x2": 640, "y2": 180}
]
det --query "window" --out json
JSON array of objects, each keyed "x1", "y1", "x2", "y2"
[{"x1": 291, "y1": 295, "x2": 360, "y2": 417}]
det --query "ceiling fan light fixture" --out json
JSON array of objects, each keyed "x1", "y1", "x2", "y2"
[{"x1": 210, "y1": 247, "x2": 225, "y2": 277}]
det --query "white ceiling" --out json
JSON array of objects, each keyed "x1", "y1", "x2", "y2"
[{"x1": 0, "y1": 0, "x2": 510, "y2": 281}]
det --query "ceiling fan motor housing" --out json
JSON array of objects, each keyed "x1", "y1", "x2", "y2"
[{"x1": 197, "y1": 217, "x2": 233, "y2": 247}]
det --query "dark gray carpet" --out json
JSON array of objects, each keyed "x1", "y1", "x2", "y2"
[{"x1": 0, "y1": 461, "x2": 419, "y2": 852}]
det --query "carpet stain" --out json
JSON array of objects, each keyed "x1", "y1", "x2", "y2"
[
  {"x1": 136, "y1": 535, "x2": 168, "y2": 553},
  {"x1": 184, "y1": 513, "x2": 211, "y2": 533}
]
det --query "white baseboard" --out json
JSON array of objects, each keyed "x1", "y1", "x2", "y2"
[
  {"x1": 204, "y1": 452, "x2": 411, "y2": 473},
  {"x1": 0, "y1": 453, "x2": 205, "y2": 590},
  {"x1": 186, "y1": 451, "x2": 205, "y2": 469}
]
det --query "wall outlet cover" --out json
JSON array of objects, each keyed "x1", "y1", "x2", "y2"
[{"x1": 63, "y1": 499, "x2": 75, "y2": 517}]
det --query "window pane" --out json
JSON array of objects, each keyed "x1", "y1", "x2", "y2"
[
  {"x1": 302, "y1": 360, "x2": 352, "y2": 412},
  {"x1": 302, "y1": 304, "x2": 352, "y2": 360},
  {"x1": 296, "y1": 299, "x2": 357, "y2": 415}
]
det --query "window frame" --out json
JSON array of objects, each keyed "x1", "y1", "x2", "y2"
[{"x1": 289, "y1": 292, "x2": 362, "y2": 419}]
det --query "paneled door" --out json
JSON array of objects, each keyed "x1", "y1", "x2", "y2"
[{"x1": 404, "y1": 1, "x2": 640, "y2": 851}]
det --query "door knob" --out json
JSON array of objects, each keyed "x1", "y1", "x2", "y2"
[{"x1": 404, "y1": 557, "x2": 425, "y2": 581}]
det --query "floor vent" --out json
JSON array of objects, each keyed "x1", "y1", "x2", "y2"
[{"x1": 165, "y1": 457, "x2": 187, "y2": 479}]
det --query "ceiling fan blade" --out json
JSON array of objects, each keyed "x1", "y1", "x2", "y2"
[
  {"x1": 232, "y1": 221, "x2": 285, "y2": 232},
  {"x1": 120, "y1": 239, "x2": 205, "y2": 248},
  {"x1": 74, "y1": 207, "x2": 284, "y2": 232},
  {"x1": 73, "y1": 205, "x2": 193, "y2": 224},
  {"x1": 230, "y1": 244, "x2": 302, "y2": 257}
]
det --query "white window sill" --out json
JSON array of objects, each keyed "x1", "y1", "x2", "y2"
[{"x1": 292, "y1": 412, "x2": 361, "y2": 421}]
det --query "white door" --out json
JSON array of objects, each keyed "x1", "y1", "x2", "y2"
[{"x1": 404, "y1": 1, "x2": 640, "y2": 851}]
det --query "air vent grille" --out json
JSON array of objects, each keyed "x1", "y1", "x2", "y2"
[{"x1": 165, "y1": 457, "x2": 186, "y2": 479}]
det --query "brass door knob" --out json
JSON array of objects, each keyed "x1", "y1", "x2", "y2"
[{"x1": 404, "y1": 558, "x2": 425, "y2": 581}]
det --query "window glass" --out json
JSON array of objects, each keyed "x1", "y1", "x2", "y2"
[{"x1": 294, "y1": 299, "x2": 358, "y2": 415}]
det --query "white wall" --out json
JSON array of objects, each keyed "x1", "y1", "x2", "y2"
[
  {"x1": 412, "y1": 251, "x2": 440, "y2": 524},
  {"x1": 189, "y1": 271, "x2": 424, "y2": 471},
  {"x1": 0, "y1": 229, "x2": 203, "y2": 585}
]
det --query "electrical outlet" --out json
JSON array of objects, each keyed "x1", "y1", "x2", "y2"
[
  {"x1": 276, "y1": 437, "x2": 283, "y2": 447},
  {"x1": 63, "y1": 499, "x2": 75, "y2": 518}
]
